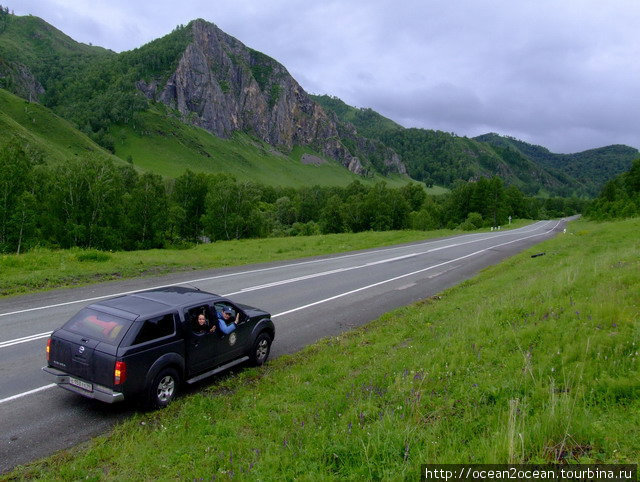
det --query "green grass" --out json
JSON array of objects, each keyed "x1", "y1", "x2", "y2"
[
  {"x1": 110, "y1": 107, "x2": 413, "y2": 188},
  {"x1": 0, "y1": 89, "x2": 123, "y2": 165},
  {"x1": 8, "y1": 218, "x2": 639, "y2": 479},
  {"x1": 424, "y1": 184, "x2": 449, "y2": 195},
  {"x1": 2, "y1": 225, "x2": 529, "y2": 298}
]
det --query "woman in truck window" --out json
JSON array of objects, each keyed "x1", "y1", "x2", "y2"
[{"x1": 195, "y1": 313, "x2": 215, "y2": 334}]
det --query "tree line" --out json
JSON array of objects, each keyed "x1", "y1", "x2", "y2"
[
  {"x1": 0, "y1": 5, "x2": 11, "y2": 33},
  {"x1": 0, "y1": 139, "x2": 586, "y2": 254},
  {"x1": 585, "y1": 158, "x2": 640, "y2": 220}
]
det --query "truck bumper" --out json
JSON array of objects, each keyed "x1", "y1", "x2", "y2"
[{"x1": 42, "y1": 366, "x2": 125, "y2": 404}]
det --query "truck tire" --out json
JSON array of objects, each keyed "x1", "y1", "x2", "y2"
[
  {"x1": 147, "y1": 367, "x2": 179, "y2": 409},
  {"x1": 250, "y1": 332, "x2": 272, "y2": 366}
]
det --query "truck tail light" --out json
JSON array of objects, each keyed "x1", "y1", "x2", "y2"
[
  {"x1": 46, "y1": 338, "x2": 51, "y2": 362},
  {"x1": 114, "y1": 361, "x2": 127, "y2": 385}
]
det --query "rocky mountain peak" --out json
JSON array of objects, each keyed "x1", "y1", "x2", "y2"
[{"x1": 139, "y1": 19, "x2": 405, "y2": 176}]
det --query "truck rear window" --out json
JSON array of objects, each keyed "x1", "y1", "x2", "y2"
[{"x1": 64, "y1": 308, "x2": 133, "y2": 345}]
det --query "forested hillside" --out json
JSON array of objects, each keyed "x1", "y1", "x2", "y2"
[
  {"x1": 379, "y1": 129, "x2": 579, "y2": 195},
  {"x1": 311, "y1": 94, "x2": 402, "y2": 139},
  {"x1": 314, "y1": 93, "x2": 639, "y2": 197},
  {"x1": 314, "y1": 95, "x2": 595, "y2": 196},
  {"x1": 0, "y1": 10, "x2": 113, "y2": 103},
  {"x1": 475, "y1": 133, "x2": 639, "y2": 196},
  {"x1": 0, "y1": 12, "x2": 191, "y2": 152},
  {"x1": 586, "y1": 158, "x2": 640, "y2": 219},
  {"x1": 0, "y1": 88, "x2": 124, "y2": 165}
]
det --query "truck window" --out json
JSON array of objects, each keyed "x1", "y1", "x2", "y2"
[
  {"x1": 186, "y1": 305, "x2": 214, "y2": 334},
  {"x1": 133, "y1": 313, "x2": 176, "y2": 345},
  {"x1": 214, "y1": 302, "x2": 245, "y2": 323},
  {"x1": 64, "y1": 308, "x2": 133, "y2": 345}
]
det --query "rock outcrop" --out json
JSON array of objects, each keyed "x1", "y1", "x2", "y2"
[
  {"x1": 0, "y1": 59, "x2": 44, "y2": 102},
  {"x1": 141, "y1": 19, "x2": 405, "y2": 176},
  {"x1": 333, "y1": 116, "x2": 407, "y2": 175}
]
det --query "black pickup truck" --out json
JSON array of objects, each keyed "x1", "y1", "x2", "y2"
[{"x1": 42, "y1": 286, "x2": 274, "y2": 409}]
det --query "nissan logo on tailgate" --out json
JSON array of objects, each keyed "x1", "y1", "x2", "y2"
[{"x1": 78, "y1": 346, "x2": 85, "y2": 354}]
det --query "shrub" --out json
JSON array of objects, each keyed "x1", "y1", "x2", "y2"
[{"x1": 75, "y1": 250, "x2": 111, "y2": 262}]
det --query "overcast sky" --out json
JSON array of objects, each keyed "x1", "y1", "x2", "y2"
[{"x1": 12, "y1": 0, "x2": 640, "y2": 153}]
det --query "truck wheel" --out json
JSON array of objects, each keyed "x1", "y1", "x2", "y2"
[
  {"x1": 147, "y1": 367, "x2": 179, "y2": 409},
  {"x1": 251, "y1": 332, "x2": 272, "y2": 366}
]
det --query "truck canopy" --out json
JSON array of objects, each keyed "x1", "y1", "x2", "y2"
[{"x1": 63, "y1": 307, "x2": 133, "y2": 345}]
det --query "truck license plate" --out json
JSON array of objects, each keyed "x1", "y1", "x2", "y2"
[{"x1": 69, "y1": 377, "x2": 93, "y2": 392}]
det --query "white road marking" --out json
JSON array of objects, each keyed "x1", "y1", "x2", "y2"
[
  {"x1": 427, "y1": 264, "x2": 461, "y2": 279},
  {"x1": 395, "y1": 283, "x2": 417, "y2": 290},
  {"x1": 222, "y1": 253, "x2": 419, "y2": 296},
  {"x1": 0, "y1": 220, "x2": 561, "y2": 404},
  {"x1": 0, "y1": 331, "x2": 52, "y2": 348},
  {"x1": 0, "y1": 221, "x2": 550, "y2": 320},
  {"x1": 0, "y1": 384, "x2": 56, "y2": 405},
  {"x1": 272, "y1": 221, "x2": 559, "y2": 318}
]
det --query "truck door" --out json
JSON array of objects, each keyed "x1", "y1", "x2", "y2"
[
  {"x1": 212, "y1": 301, "x2": 250, "y2": 362},
  {"x1": 184, "y1": 304, "x2": 228, "y2": 375}
]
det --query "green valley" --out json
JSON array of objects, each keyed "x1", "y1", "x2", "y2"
[{"x1": 108, "y1": 107, "x2": 409, "y2": 188}]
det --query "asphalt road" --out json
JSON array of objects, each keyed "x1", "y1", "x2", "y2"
[{"x1": 0, "y1": 220, "x2": 568, "y2": 473}]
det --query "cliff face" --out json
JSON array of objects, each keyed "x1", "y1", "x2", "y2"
[
  {"x1": 334, "y1": 116, "x2": 407, "y2": 175},
  {"x1": 0, "y1": 59, "x2": 44, "y2": 101},
  {"x1": 139, "y1": 20, "x2": 405, "y2": 175}
]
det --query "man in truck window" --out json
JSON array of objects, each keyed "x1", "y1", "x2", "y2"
[{"x1": 217, "y1": 306, "x2": 239, "y2": 334}]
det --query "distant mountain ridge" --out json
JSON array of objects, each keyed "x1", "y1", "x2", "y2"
[
  {"x1": 474, "y1": 133, "x2": 638, "y2": 195},
  {"x1": 315, "y1": 94, "x2": 638, "y2": 196}
]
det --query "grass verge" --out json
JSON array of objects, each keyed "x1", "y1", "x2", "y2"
[
  {"x1": 7, "y1": 218, "x2": 640, "y2": 479},
  {"x1": 0, "y1": 221, "x2": 532, "y2": 298}
]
